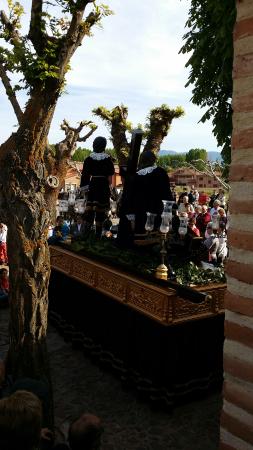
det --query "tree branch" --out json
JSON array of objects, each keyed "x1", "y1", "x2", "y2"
[
  {"x1": 184, "y1": 160, "x2": 230, "y2": 191},
  {"x1": 57, "y1": 2, "x2": 111, "y2": 79},
  {"x1": 0, "y1": 9, "x2": 22, "y2": 45},
  {"x1": 57, "y1": 119, "x2": 96, "y2": 160},
  {"x1": 77, "y1": 124, "x2": 97, "y2": 142},
  {"x1": 28, "y1": 0, "x2": 45, "y2": 54},
  {"x1": 0, "y1": 62, "x2": 23, "y2": 124}
]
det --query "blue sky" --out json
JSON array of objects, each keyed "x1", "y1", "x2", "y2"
[{"x1": 0, "y1": 0, "x2": 219, "y2": 153}]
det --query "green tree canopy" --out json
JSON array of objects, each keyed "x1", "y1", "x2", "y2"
[
  {"x1": 157, "y1": 153, "x2": 186, "y2": 171},
  {"x1": 185, "y1": 148, "x2": 208, "y2": 170},
  {"x1": 72, "y1": 147, "x2": 91, "y2": 161},
  {"x1": 180, "y1": 0, "x2": 236, "y2": 165}
]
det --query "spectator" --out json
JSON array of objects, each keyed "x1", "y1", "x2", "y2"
[
  {"x1": 194, "y1": 205, "x2": 202, "y2": 220},
  {"x1": 198, "y1": 191, "x2": 210, "y2": 206},
  {"x1": 68, "y1": 414, "x2": 103, "y2": 450},
  {"x1": 204, "y1": 223, "x2": 219, "y2": 264},
  {"x1": 218, "y1": 208, "x2": 227, "y2": 229},
  {"x1": 209, "y1": 190, "x2": 218, "y2": 209},
  {"x1": 216, "y1": 188, "x2": 226, "y2": 209},
  {"x1": 48, "y1": 216, "x2": 70, "y2": 244},
  {"x1": 0, "y1": 390, "x2": 42, "y2": 450},
  {"x1": 178, "y1": 195, "x2": 194, "y2": 216},
  {"x1": 0, "y1": 268, "x2": 9, "y2": 305},
  {"x1": 196, "y1": 205, "x2": 211, "y2": 237},
  {"x1": 70, "y1": 216, "x2": 85, "y2": 240},
  {"x1": 193, "y1": 189, "x2": 199, "y2": 204},
  {"x1": 0, "y1": 224, "x2": 8, "y2": 265},
  {"x1": 187, "y1": 217, "x2": 200, "y2": 237},
  {"x1": 217, "y1": 223, "x2": 228, "y2": 264},
  {"x1": 210, "y1": 199, "x2": 221, "y2": 218}
]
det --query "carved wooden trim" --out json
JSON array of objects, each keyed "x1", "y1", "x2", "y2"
[{"x1": 50, "y1": 246, "x2": 226, "y2": 326}]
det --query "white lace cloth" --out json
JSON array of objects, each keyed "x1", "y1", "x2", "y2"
[
  {"x1": 126, "y1": 214, "x2": 135, "y2": 221},
  {"x1": 89, "y1": 152, "x2": 110, "y2": 160},
  {"x1": 137, "y1": 165, "x2": 157, "y2": 176}
]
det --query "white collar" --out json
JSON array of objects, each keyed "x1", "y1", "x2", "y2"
[
  {"x1": 89, "y1": 152, "x2": 110, "y2": 160},
  {"x1": 137, "y1": 165, "x2": 157, "y2": 176}
]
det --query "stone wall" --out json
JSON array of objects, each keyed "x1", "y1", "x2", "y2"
[{"x1": 220, "y1": 1, "x2": 253, "y2": 449}]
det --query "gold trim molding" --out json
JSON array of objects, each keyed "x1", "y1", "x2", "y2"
[{"x1": 50, "y1": 246, "x2": 226, "y2": 326}]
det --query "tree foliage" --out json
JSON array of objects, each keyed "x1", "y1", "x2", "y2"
[
  {"x1": 93, "y1": 103, "x2": 184, "y2": 165},
  {"x1": 157, "y1": 153, "x2": 186, "y2": 170},
  {"x1": 185, "y1": 148, "x2": 208, "y2": 170},
  {"x1": 72, "y1": 147, "x2": 91, "y2": 161},
  {"x1": 180, "y1": 0, "x2": 236, "y2": 164}
]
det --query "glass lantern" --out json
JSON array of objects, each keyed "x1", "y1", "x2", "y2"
[
  {"x1": 162, "y1": 200, "x2": 174, "y2": 219},
  {"x1": 75, "y1": 199, "x2": 85, "y2": 214},
  {"x1": 160, "y1": 213, "x2": 170, "y2": 234},
  {"x1": 145, "y1": 212, "x2": 157, "y2": 232},
  {"x1": 179, "y1": 216, "x2": 188, "y2": 237},
  {"x1": 58, "y1": 199, "x2": 69, "y2": 213},
  {"x1": 110, "y1": 200, "x2": 117, "y2": 216},
  {"x1": 68, "y1": 191, "x2": 76, "y2": 206}
]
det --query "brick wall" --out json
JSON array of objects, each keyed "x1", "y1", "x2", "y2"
[{"x1": 220, "y1": 1, "x2": 253, "y2": 449}]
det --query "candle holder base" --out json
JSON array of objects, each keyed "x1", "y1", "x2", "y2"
[{"x1": 155, "y1": 263, "x2": 168, "y2": 280}]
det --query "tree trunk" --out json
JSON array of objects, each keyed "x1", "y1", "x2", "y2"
[
  {"x1": 7, "y1": 225, "x2": 51, "y2": 381},
  {"x1": 0, "y1": 91, "x2": 58, "y2": 417}
]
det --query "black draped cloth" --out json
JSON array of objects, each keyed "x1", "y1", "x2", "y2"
[{"x1": 128, "y1": 166, "x2": 173, "y2": 234}]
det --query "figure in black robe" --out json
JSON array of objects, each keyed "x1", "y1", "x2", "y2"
[
  {"x1": 80, "y1": 137, "x2": 115, "y2": 237},
  {"x1": 126, "y1": 151, "x2": 173, "y2": 235}
]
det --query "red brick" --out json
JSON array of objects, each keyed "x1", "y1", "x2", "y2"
[
  {"x1": 224, "y1": 354, "x2": 253, "y2": 383},
  {"x1": 233, "y1": 93, "x2": 253, "y2": 113},
  {"x1": 234, "y1": 18, "x2": 253, "y2": 41},
  {"x1": 223, "y1": 380, "x2": 253, "y2": 415},
  {"x1": 225, "y1": 319, "x2": 253, "y2": 349},
  {"x1": 225, "y1": 292, "x2": 253, "y2": 317},
  {"x1": 229, "y1": 199, "x2": 253, "y2": 213},
  {"x1": 233, "y1": 54, "x2": 253, "y2": 78},
  {"x1": 229, "y1": 165, "x2": 253, "y2": 181},
  {"x1": 229, "y1": 229, "x2": 253, "y2": 252},
  {"x1": 232, "y1": 128, "x2": 253, "y2": 149},
  {"x1": 221, "y1": 410, "x2": 253, "y2": 446},
  {"x1": 226, "y1": 260, "x2": 253, "y2": 284}
]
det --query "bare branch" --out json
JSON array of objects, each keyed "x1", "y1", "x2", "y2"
[
  {"x1": 56, "y1": 119, "x2": 96, "y2": 160},
  {"x1": 78, "y1": 124, "x2": 97, "y2": 142},
  {"x1": 184, "y1": 160, "x2": 230, "y2": 191},
  {"x1": 0, "y1": 62, "x2": 23, "y2": 124}
]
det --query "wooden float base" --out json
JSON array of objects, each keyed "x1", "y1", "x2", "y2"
[{"x1": 50, "y1": 245, "x2": 226, "y2": 326}]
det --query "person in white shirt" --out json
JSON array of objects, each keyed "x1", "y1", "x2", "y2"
[{"x1": 0, "y1": 223, "x2": 8, "y2": 265}]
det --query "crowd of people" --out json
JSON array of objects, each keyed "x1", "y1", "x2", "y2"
[{"x1": 50, "y1": 136, "x2": 228, "y2": 267}]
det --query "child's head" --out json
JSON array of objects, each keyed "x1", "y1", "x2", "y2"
[
  {"x1": 206, "y1": 222, "x2": 213, "y2": 235},
  {"x1": 188, "y1": 218, "x2": 196, "y2": 227},
  {"x1": 219, "y1": 222, "x2": 226, "y2": 234}
]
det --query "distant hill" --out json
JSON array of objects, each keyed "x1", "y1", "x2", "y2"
[
  {"x1": 159, "y1": 150, "x2": 222, "y2": 162},
  {"x1": 159, "y1": 150, "x2": 177, "y2": 156},
  {"x1": 207, "y1": 151, "x2": 222, "y2": 162}
]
